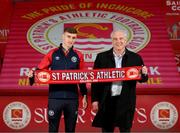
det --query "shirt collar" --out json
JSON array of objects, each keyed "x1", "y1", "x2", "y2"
[
  {"x1": 59, "y1": 43, "x2": 73, "y2": 55},
  {"x1": 113, "y1": 50, "x2": 125, "y2": 58}
]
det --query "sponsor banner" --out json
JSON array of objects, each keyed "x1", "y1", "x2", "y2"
[
  {"x1": 165, "y1": 0, "x2": 180, "y2": 73},
  {"x1": 175, "y1": 53, "x2": 180, "y2": 72},
  {"x1": 0, "y1": 95, "x2": 179, "y2": 132},
  {"x1": 0, "y1": 0, "x2": 12, "y2": 61},
  {"x1": 165, "y1": 0, "x2": 180, "y2": 16},
  {"x1": 0, "y1": 0, "x2": 180, "y2": 93},
  {"x1": 0, "y1": 0, "x2": 12, "y2": 43},
  {"x1": 35, "y1": 66, "x2": 141, "y2": 84}
]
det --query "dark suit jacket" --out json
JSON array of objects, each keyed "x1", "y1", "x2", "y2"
[{"x1": 91, "y1": 48, "x2": 148, "y2": 128}]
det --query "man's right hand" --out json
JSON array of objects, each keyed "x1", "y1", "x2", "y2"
[
  {"x1": 92, "y1": 101, "x2": 99, "y2": 112},
  {"x1": 28, "y1": 69, "x2": 36, "y2": 86},
  {"x1": 27, "y1": 69, "x2": 34, "y2": 78}
]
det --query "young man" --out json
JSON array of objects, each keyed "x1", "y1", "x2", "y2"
[
  {"x1": 28, "y1": 27, "x2": 87, "y2": 132},
  {"x1": 91, "y1": 30, "x2": 148, "y2": 132}
]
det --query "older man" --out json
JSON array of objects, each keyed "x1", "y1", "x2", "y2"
[{"x1": 91, "y1": 30, "x2": 148, "y2": 132}]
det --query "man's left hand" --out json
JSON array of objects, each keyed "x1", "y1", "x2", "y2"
[
  {"x1": 142, "y1": 66, "x2": 148, "y2": 75},
  {"x1": 82, "y1": 95, "x2": 88, "y2": 109}
]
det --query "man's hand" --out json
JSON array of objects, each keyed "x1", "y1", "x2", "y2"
[
  {"x1": 27, "y1": 68, "x2": 36, "y2": 86},
  {"x1": 82, "y1": 95, "x2": 88, "y2": 109},
  {"x1": 27, "y1": 69, "x2": 34, "y2": 78},
  {"x1": 92, "y1": 101, "x2": 99, "y2": 112},
  {"x1": 142, "y1": 66, "x2": 148, "y2": 75}
]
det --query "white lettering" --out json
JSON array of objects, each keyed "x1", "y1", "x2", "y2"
[
  {"x1": 34, "y1": 108, "x2": 48, "y2": 123},
  {"x1": 172, "y1": 5, "x2": 180, "y2": 11},
  {"x1": 20, "y1": 68, "x2": 30, "y2": 76},
  {"x1": 52, "y1": 72, "x2": 60, "y2": 80},
  {"x1": 149, "y1": 66, "x2": 160, "y2": 75},
  {"x1": 89, "y1": 72, "x2": 94, "y2": 79},
  {"x1": 90, "y1": 110, "x2": 96, "y2": 122},
  {"x1": 77, "y1": 108, "x2": 86, "y2": 123},
  {"x1": 136, "y1": 108, "x2": 147, "y2": 123},
  {"x1": 62, "y1": 73, "x2": 66, "y2": 80}
]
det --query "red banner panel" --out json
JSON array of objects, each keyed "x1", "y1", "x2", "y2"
[
  {"x1": 0, "y1": 0, "x2": 180, "y2": 94},
  {"x1": 0, "y1": 95, "x2": 179, "y2": 132},
  {"x1": 0, "y1": 0, "x2": 12, "y2": 64},
  {"x1": 165, "y1": 0, "x2": 180, "y2": 73}
]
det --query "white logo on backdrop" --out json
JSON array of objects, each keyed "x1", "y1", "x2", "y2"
[
  {"x1": 3, "y1": 101, "x2": 31, "y2": 130},
  {"x1": 27, "y1": 10, "x2": 150, "y2": 62},
  {"x1": 150, "y1": 101, "x2": 178, "y2": 130}
]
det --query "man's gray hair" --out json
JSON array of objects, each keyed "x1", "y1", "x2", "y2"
[{"x1": 110, "y1": 29, "x2": 128, "y2": 38}]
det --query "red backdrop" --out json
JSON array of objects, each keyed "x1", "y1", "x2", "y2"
[{"x1": 0, "y1": 0, "x2": 180, "y2": 132}]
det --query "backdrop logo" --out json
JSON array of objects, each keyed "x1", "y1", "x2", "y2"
[
  {"x1": 27, "y1": 10, "x2": 150, "y2": 62},
  {"x1": 150, "y1": 102, "x2": 178, "y2": 130},
  {"x1": 3, "y1": 102, "x2": 31, "y2": 130}
]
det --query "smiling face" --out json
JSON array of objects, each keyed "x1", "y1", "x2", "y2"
[
  {"x1": 62, "y1": 31, "x2": 77, "y2": 50},
  {"x1": 111, "y1": 30, "x2": 127, "y2": 54}
]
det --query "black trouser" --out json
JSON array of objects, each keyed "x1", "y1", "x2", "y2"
[{"x1": 48, "y1": 98, "x2": 78, "y2": 133}]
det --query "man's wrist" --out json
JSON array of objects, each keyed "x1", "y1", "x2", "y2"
[{"x1": 83, "y1": 95, "x2": 87, "y2": 98}]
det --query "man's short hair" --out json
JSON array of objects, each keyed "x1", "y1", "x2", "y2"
[
  {"x1": 111, "y1": 29, "x2": 128, "y2": 38},
  {"x1": 64, "y1": 27, "x2": 77, "y2": 34}
]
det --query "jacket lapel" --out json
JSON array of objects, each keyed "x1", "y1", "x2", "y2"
[{"x1": 107, "y1": 48, "x2": 115, "y2": 68}]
